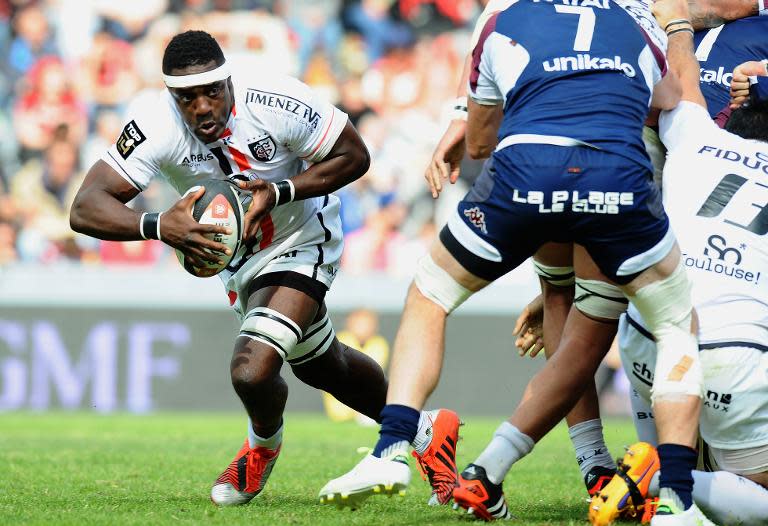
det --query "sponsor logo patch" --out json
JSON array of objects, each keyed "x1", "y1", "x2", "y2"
[
  {"x1": 245, "y1": 89, "x2": 321, "y2": 130},
  {"x1": 248, "y1": 135, "x2": 276, "y2": 162},
  {"x1": 704, "y1": 390, "x2": 732, "y2": 413},
  {"x1": 116, "y1": 120, "x2": 146, "y2": 160},
  {"x1": 464, "y1": 206, "x2": 488, "y2": 234},
  {"x1": 181, "y1": 152, "x2": 215, "y2": 167}
]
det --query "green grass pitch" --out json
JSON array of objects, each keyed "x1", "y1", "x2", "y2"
[{"x1": 0, "y1": 413, "x2": 640, "y2": 525}]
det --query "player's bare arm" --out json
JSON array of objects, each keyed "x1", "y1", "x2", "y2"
[
  {"x1": 654, "y1": 0, "x2": 708, "y2": 107},
  {"x1": 425, "y1": 54, "x2": 470, "y2": 199},
  {"x1": 466, "y1": 99, "x2": 502, "y2": 159},
  {"x1": 70, "y1": 160, "x2": 231, "y2": 268},
  {"x1": 237, "y1": 120, "x2": 370, "y2": 241},
  {"x1": 687, "y1": 0, "x2": 758, "y2": 29},
  {"x1": 651, "y1": 71, "x2": 684, "y2": 111}
]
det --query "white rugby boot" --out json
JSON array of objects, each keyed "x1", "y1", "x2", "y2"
[
  {"x1": 318, "y1": 449, "x2": 411, "y2": 509},
  {"x1": 650, "y1": 500, "x2": 719, "y2": 526}
]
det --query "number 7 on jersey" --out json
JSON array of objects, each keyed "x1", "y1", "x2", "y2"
[{"x1": 554, "y1": 5, "x2": 596, "y2": 52}]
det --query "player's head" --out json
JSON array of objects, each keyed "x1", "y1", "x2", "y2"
[
  {"x1": 725, "y1": 95, "x2": 768, "y2": 143},
  {"x1": 162, "y1": 30, "x2": 234, "y2": 143}
]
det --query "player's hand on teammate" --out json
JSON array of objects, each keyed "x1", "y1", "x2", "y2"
[
  {"x1": 513, "y1": 294, "x2": 545, "y2": 357},
  {"x1": 162, "y1": 186, "x2": 233, "y2": 269},
  {"x1": 425, "y1": 120, "x2": 467, "y2": 199},
  {"x1": 236, "y1": 178, "x2": 277, "y2": 242},
  {"x1": 730, "y1": 61, "x2": 768, "y2": 109},
  {"x1": 651, "y1": 0, "x2": 690, "y2": 30}
]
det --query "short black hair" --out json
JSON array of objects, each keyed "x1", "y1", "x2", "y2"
[
  {"x1": 726, "y1": 95, "x2": 768, "y2": 143},
  {"x1": 162, "y1": 30, "x2": 225, "y2": 75}
]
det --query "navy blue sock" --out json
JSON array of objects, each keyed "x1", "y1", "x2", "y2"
[
  {"x1": 657, "y1": 443, "x2": 697, "y2": 510},
  {"x1": 372, "y1": 404, "x2": 420, "y2": 458}
]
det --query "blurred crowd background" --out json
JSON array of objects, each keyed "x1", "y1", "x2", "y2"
[{"x1": 0, "y1": 0, "x2": 493, "y2": 274}]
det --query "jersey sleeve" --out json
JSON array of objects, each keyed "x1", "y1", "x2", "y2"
[
  {"x1": 469, "y1": 0, "x2": 517, "y2": 48},
  {"x1": 469, "y1": 13, "x2": 505, "y2": 106},
  {"x1": 659, "y1": 101, "x2": 718, "y2": 151},
  {"x1": 102, "y1": 92, "x2": 169, "y2": 191},
  {"x1": 617, "y1": 0, "x2": 669, "y2": 84}
]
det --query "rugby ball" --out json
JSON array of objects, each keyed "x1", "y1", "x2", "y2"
[{"x1": 175, "y1": 179, "x2": 244, "y2": 278}]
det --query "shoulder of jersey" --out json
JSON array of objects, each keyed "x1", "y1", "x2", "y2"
[
  {"x1": 232, "y1": 69, "x2": 306, "y2": 100},
  {"x1": 125, "y1": 88, "x2": 180, "y2": 131}
]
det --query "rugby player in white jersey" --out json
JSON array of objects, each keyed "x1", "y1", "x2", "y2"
[
  {"x1": 69, "y1": 30, "x2": 459, "y2": 507},
  {"x1": 587, "y1": 0, "x2": 768, "y2": 522}
]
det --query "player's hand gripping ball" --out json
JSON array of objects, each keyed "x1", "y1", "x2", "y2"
[{"x1": 175, "y1": 179, "x2": 244, "y2": 277}]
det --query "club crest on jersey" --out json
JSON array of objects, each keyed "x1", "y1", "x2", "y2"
[
  {"x1": 116, "y1": 120, "x2": 146, "y2": 160},
  {"x1": 464, "y1": 206, "x2": 488, "y2": 234},
  {"x1": 248, "y1": 135, "x2": 276, "y2": 162}
]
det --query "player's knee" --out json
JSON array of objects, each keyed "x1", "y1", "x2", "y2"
[
  {"x1": 231, "y1": 307, "x2": 303, "y2": 388},
  {"x1": 533, "y1": 261, "x2": 575, "y2": 288},
  {"x1": 413, "y1": 254, "x2": 472, "y2": 314},
  {"x1": 631, "y1": 262, "x2": 702, "y2": 400},
  {"x1": 238, "y1": 307, "x2": 302, "y2": 361},
  {"x1": 573, "y1": 278, "x2": 627, "y2": 321},
  {"x1": 230, "y1": 342, "x2": 283, "y2": 390}
]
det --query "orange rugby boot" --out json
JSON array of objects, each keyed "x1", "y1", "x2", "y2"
[
  {"x1": 210, "y1": 438, "x2": 281, "y2": 506},
  {"x1": 452, "y1": 464, "x2": 512, "y2": 521},
  {"x1": 412, "y1": 409, "x2": 462, "y2": 505},
  {"x1": 588, "y1": 442, "x2": 660, "y2": 526}
]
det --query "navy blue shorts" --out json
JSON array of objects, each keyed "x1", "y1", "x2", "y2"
[{"x1": 442, "y1": 144, "x2": 673, "y2": 285}]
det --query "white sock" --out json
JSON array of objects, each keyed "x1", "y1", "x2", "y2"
[
  {"x1": 412, "y1": 410, "x2": 439, "y2": 455},
  {"x1": 568, "y1": 419, "x2": 615, "y2": 478},
  {"x1": 649, "y1": 469, "x2": 768, "y2": 526},
  {"x1": 248, "y1": 418, "x2": 283, "y2": 449},
  {"x1": 474, "y1": 422, "x2": 535, "y2": 485}
]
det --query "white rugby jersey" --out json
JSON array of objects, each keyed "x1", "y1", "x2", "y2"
[
  {"x1": 103, "y1": 69, "x2": 348, "y2": 272},
  {"x1": 628, "y1": 101, "x2": 768, "y2": 347}
]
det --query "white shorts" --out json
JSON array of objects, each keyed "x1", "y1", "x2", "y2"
[
  {"x1": 220, "y1": 195, "x2": 343, "y2": 320},
  {"x1": 618, "y1": 312, "x2": 768, "y2": 450}
]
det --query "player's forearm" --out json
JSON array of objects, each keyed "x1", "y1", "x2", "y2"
[
  {"x1": 687, "y1": 0, "x2": 758, "y2": 29},
  {"x1": 466, "y1": 99, "x2": 502, "y2": 159},
  {"x1": 666, "y1": 30, "x2": 708, "y2": 106},
  {"x1": 70, "y1": 188, "x2": 144, "y2": 241}
]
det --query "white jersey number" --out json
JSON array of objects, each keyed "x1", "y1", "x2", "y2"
[
  {"x1": 697, "y1": 173, "x2": 768, "y2": 236},
  {"x1": 554, "y1": 5, "x2": 596, "y2": 51}
]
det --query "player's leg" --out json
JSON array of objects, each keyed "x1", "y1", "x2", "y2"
[
  {"x1": 212, "y1": 276, "x2": 321, "y2": 506},
  {"x1": 617, "y1": 247, "x2": 705, "y2": 523},
  {"x1": 643, "y1": 464, "x2": 768, "y2": 526},
  {"x1": 685, "y1": 345, "x2": 768, "y2": 524},
  {"x1": 532, "y1": 243, "x2": 616, "y2": 495},
  {"x1": 561, "y1": 142, "x2": 705, "y2": 523},
  {"x1": 589, "y1": 311, "x2": 662, "y2": 525},
  {"x1": 454, "y1": 246, "x2": 622, "y2": 519},
  {"x1": 318, "y1": 239, "x2": 490, "y2": 507},
  {"x1": 293, "y1": 322, "x2": 462, "y2": 506},
  {"x1": 320, "y1": 157, "x2": 537, "y2": 508},
  {"x1": 602, "y1": 323, "x2": 768, "y2": 525},
  {"x1": 289, "y1": 304, "x2": 387, "y2": 422}
]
